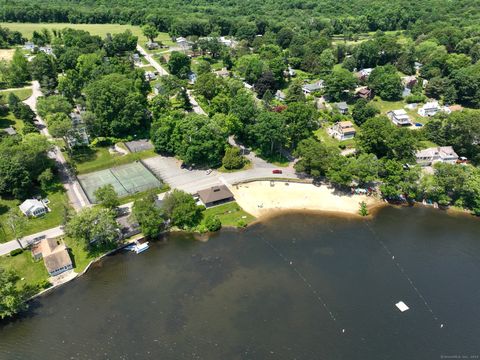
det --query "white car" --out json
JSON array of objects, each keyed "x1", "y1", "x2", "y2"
[{"x1": 206, "y1": 169, "x2": 212, "y2": 175}]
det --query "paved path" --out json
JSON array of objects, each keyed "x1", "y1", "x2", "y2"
[
  {"x1": 24, "y1": 81, "x2": 90, "y2": 211},
  {"x1": 0, "y1": 226, "x2": 64, "y2": 256},
  {"x1": 136, "y1": 45, "x2": 206, "y2": 115}
]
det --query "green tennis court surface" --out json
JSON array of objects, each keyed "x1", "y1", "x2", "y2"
[{"x1": 78, "y1": 162, "x2": 162, "y2": 203}]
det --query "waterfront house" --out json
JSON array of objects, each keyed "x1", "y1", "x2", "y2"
[
  {"x1": 329, "y1": 121, "x2": 356, "y2": 141},
  {"x1": 19, "y1": 199, "x2": 48, "y2": 217},
  {"x1": 334, "y1": 102, "x2": 348, "y2": 114},
  {"x1": 387, "y1": 109, "x2": 412, "y2": 126},
  {"x1": 197, "y1": 185, "x2": 234, "y2": 207},
  {"x1": 415, "y1": 146, "x2": 459, "y2": 167},
  {"x1": 302, "y1": 80, "x2": 324, "y2": 95},
  {"x1": 31, "y1": 238, "x2": 73, "y2": 276}
]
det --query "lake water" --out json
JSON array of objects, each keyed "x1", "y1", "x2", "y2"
[{"x1": 1, "y1": 207, "x2": 479, "y2": 359}]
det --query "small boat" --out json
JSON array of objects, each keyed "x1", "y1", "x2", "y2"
[{"x1": 124, "y1": 241, "x2": 149, "y2": 254}]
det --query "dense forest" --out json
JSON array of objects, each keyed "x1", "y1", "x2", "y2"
[{"x1": 1, "y1": 0, "x2": 480, "y2": 36}]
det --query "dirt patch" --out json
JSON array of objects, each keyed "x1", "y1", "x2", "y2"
[{"x1": 0, "y1": 49, "x2": 15, "y2": 62}]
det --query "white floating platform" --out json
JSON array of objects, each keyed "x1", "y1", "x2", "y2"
[{"x1": 395, "y1": 301, "x2": 409, "y2": 312}]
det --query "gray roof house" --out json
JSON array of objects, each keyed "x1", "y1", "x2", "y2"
[
  {"x1": 197, "y1": 185, "x2": 234, "y2": 207},
  {"x1": 302, "y1": 80, "x2": 324, "y2": 94},
  {"x1": 415, "y1": 146, "x2": 459, "y2": 167},
  {"x1": 334, "y1": 102, "x2": 348, "y2": 114}
]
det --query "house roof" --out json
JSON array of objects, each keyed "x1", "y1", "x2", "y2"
[
  {"x1": 3, "y1": 126, "x2": 17, "y2": 135},
  {"x1": 336, "y1": 121, "x2": 356, "y2": 134},
  {"x1": 44, "y1": 251, "x2": 72, "y2": 273},
  {"x1": 422, "y1": 101, "x2": 439, "y2": 110},
  {"x1": 19, "y1": 199, "x2": 45, "y2": 214},
  {"x1": 416, "y1": 146, "x2": 458, "y2": 159},
  {"x1": 198, "y1": 185, "x2": 234, "y2": 204},
  {"x1": 335, "y1": 102, "x2": 348, "y2": 110},
  {"x1": 302, "y1": 80, "x2": 324, "y2": 92},
  {"x1": 449, "y1": 105, "x2": 463, "y2": 112}
]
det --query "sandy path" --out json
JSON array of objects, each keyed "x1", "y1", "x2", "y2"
[{"x1": 229, "y1": 181, "x2": 379, "y2": 218}]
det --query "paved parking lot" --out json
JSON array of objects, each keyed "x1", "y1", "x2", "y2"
[{"x1": 142, "y1": 155, "x2": 299, "y2": 194}]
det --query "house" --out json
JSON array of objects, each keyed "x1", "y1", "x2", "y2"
[
  {"x1": 414, "y1": 62, "x2": 423, "y2": 72},
  {"x1": 39, "y1": 46, "x2": 53, "y2": 56},
  {"x1": 31, "y1": 238, "x2": 73, "y2": 276},
  {"x1": 302, "y1": 80, "x2": 324, "y2": 95},
  {"x1": 243, "y1": 82, "x2": 253, "y2": 90},
  {"x1": 356, "y1": 68, "x2": 373, "y2": 81},
  {"x1": 117, "y1": 214, "x2": 141, "y2": 239},
  {"x1": 329, "y1": 121, "x2": 356, "y2": 141},
  {"x1": 448, "y1": 105, "x2": 463, "y2": 112},
  {"x1": 197, "y1": 185, "x2": 234, "y2": 207},
  {"x1": 387, "y1": 109, "x2": 412, "y2": 126},
  {"x1": 214, "y1": 67, "x2": 230, "y2": 78},
  {"x1": 415, "y1": 146, "x2": 459, "y2": 167},
  {"x1": 334, "y1": 102, "x2": 348, "y2": 114},
  {"x1": 402, "y1": 76, "x2": 417, "y2": 88},
  {"x1": 188, "y1": 72, "x2": 197, "y2": 84},
  {"x1": 146, "y1": 41, "x2": 159, "y2": 50},
  {"x1": 153, "y1": 83, "x2": 167, "y2": 95},
  {"x1": 24, "y1": 41, "x2": 35, "y2": 51},
  {"x1": 66, "y1": 127, "x2": 89, "y2": 148},
  {"x1": 132, "y1": 53, "x2": 141, "y2": 65},
  {"x1": 418, "y1": 101, "x2": 450, "y2": 117},
  {"x1": 144, "y1": 71, "x2": 157, "y2": 81},
  {"x1": 275, "y1": 90, "x2": 286, "y2": 101},
  {"x1": 355, "y1": 87, "x2": 373, "y2": 100},
  {"x1": 176, "y1": 37, "x2": 191, "y2": 50},
  {"x1": 19, "y1": 199, "x2": 48, "y2": 217},
  {"x1": 219, "y1": 36, "x2": 237, "y2": 48},
  {"x1": 402, "y1": 87, "x2": 412, "y2": 98},
  {"x1": 2, "y1": 126, "x2": 17, "y2": 136},
  {"x1": 284, "y1": 66, "x2": 296, "y2": 78}
]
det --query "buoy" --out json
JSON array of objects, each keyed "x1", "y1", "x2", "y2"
[
  {"x1": 342, "y1": 329, "x2": 345, "y2": 333},
  {"x1": 289, "y1": 261, "x2": 293, "y2": 265},
  {"x1": 440, "y1": 324, "x2": 444, "y2": 328}
]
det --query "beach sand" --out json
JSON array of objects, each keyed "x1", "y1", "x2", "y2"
[{"x1": 229, "y1": 181, "x2": 380, "y2": 218}]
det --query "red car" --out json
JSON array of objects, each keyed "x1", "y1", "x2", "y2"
[{"x1": 272, "y1": 169, "x2": 283, "y2": 174}]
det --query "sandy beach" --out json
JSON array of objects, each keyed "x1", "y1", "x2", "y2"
[{"x1": 229, "y1": 181, "x2": 380, "y2": 218}]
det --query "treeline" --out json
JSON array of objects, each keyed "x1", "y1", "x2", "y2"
[{"x1": 1, "y1": 0, "x2": 480, "y2": 36}]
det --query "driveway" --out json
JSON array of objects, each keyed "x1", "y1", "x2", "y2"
[{"x1": 0, "y1": 226, "x2": 64, "y2": 256}]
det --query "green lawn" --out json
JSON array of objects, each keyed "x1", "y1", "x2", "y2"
[
  {"x1": 0, "y1": 111, "x2": 24, "y2": 133},
  {"x1": 0, "y1": 182, "x2": 68, "y2": 243},
  {"x1": 0, "y1": 22, "x2": 174, "y2": 47},
  {"x1": 202, "y1": 202, "x2": 255, "y2": 228},
  {"x1": 0, "y1": 251, "x2": 49, "y2": 287},
  {"x1": 315, "y1": 127, "x2": 356, "y2": 149},
  {"x1": 67, "y1": 146, "x2": 157, "y2": 175},
  {"x1": 0, "y1": 87, "x2": 33, "y2": 102}
]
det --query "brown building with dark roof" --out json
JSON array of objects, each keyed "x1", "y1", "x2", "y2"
[{"x1": 197, "y1": 185, "x2": 234, "y2": 207}]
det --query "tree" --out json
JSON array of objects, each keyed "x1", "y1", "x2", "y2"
[
  {"x1": 450, "y1": 63, "x2": 480, "y2": 108},
  {"x1": 6, "y1": 210, "x2": 26, "y2": 249},
  {"x1": 8, "y1": 48, "x2": 30, "y2": 87},
  {"x1": 94, "y1": 184, "x2": 120, "y2": 209},
  {"x1": 38, "y1": 168, "x2": 53, "y2": 191},
  {"x1": 252, "y1": 111, "x2": 286, "y2": 156},
  {"x1": 132, "y1": 191, "x2": 165, "y2": 239},
  {"x1": 65, "y1": 207, "x2": 118, "y2": 249},
  {"x1": 84, "y1": 73, "x2": 148, "y2": 137},
  {"x1": 177, "y1": 87, "x2": 192, "y2": 111},
  {"x1": 277, "y1": 28, "x2": 294, "y2": 49},
  {"x1": 222, "y1": 147, "x2": 246, "y2": 170},
  {"x1": 254, "y1": 71, "x2": 276, "y2": 98},
  {"x1": 37, "y1": 95, "x2": 72, "y2": 118},
  {"x1": 204, "y1": 214, "x2": 222, "y2": 232},
  {"x1": 162, "y1": 189, "x2": 203, "y2": 229},
  {"x1": 318, "y1": 49, "x2": 335, "y2": 74},
  {"x1": 194, "y1": 72, "x2": 223, "y2": 100},
  {"x1": 293, "y1": 137, "x2": 339, "y2": 177},
  {"x1": 29, "y1": 52, "x2": 58, "y2": 94},
  {"x1": 0, "y1": 267, "x2": 36, "y2": 319},
  {"x1": 168, "y1": 51, "x2": 191, "y2": 79},
  {"x1": 379, "y1": 159, "x2": 420, "y2": 200},
  {"x1": 368, "y1": 65, "x2": 403, "y2": 101},
  {"x1": 45, "y1": 113, "x2": 72, "y2": 141},
  {"x1": 235, "y1": 54, "x2": 264, "y2": 84},
  {"x1": 285, "y1": 80, "x2": 306, "y2": 103},
  {"x1": 142, "y1": 24, "x2": 159, "y2": 42},
  {"x1": 352, "y1": 98, "x2": 380, "y2": 126},
  {"x1": 324, "y1": 68, "x2": 357, "y2": 101},
  {"x1": 282, "y1": 102, "x2": 319, "y2": 149},
  {"x1": 0, "y1": 157, "x2": 31, "y2": 198}
]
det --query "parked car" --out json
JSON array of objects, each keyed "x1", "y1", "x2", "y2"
[
  {"x1": 272, "y1": 169, "x2": 283, "y2": 174},
  {"x1": 206, "y1": 169, "x2": 212, "y2": 175}
]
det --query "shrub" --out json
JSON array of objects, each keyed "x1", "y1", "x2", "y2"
[
  {"x1": 10, "y1": 249, "x2": 23, "y2": 256},
  {"x1": 405, "y1": 94, "x2": 426, "y2": 104},
  {"x1": 222, "y1": 147, "x2": 246, "y2": 170},
  {"x1": 237, "y1": 219, "x2": 247, "y2": 228},
  {"x1": 204, "y1": 215, "x2": 222, "y2": 232}
]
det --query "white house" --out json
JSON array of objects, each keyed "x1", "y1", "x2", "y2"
[
  {"x1": 23, "y1": 41, "x2": 35, "y2": 51},
  {"x1": 415, "y1": 146, "x2": 459, "y2": 166},
  {"x1": 39, "y1": 46, "x2": 53, "y2": 56},
  {"x1": 357, "y1": 68, "x2": 373, "y2": 80},
  {"x1": 302, "y1": 80, "x2": 324, "y2": 94},
  {"x1": 19, "y1": 199, "x2": 48, "y2": 217},
  {"x1": 387, "y1": 109, "x2": 412, "y2": 126},
  {"x1": 329, "y1": 121, "x2": 356, "y2": 141},
  {"x1": 275, "y1": 90, "x2": 286, "y2": 101},
  {"x1": 418, "y1": 101, "x2": 451, "y2": 117},
  {"x1": 176, "y1": 37, "x2": 191, "y2": 50}
]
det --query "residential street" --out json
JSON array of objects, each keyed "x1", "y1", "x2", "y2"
[
  {"x1": 24, "y1": 81, "x2": 90, "y2": 211},
  {"x1": 136, "y1": 44, "x2": 207, "y2": 115},
  {"x1": 0, "y1": 226, "x2": 64, "y2": 256}
]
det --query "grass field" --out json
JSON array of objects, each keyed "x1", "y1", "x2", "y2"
[
  {"x1": 0, "y1": 22, "x2": 174, "y2": 47},
  {"x1": 0, "y1": 182, "x2": 68, "y2": 243},
  {"x1": 0, "y1": 48, "x2": 14, "y2": 61},
  {"x1": 0, "y1": 251, "x2": 49, "y2": 287},
  {"x1": 67, "y1": 146, "x2": 157, "y2": 174},
  {"x1": 0, "y1": 87, "x2": 33, "y2": 102},
  {"x1": 202, "y1": 202, "x2": 255, "y2": 228},
  {"x1": 0, "y1": 111, "x2": 24, "y2": 133}
]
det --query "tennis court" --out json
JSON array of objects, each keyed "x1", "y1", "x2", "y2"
[{"x1": 78, "y1": 161, "x2": 163, "y2": 203}]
